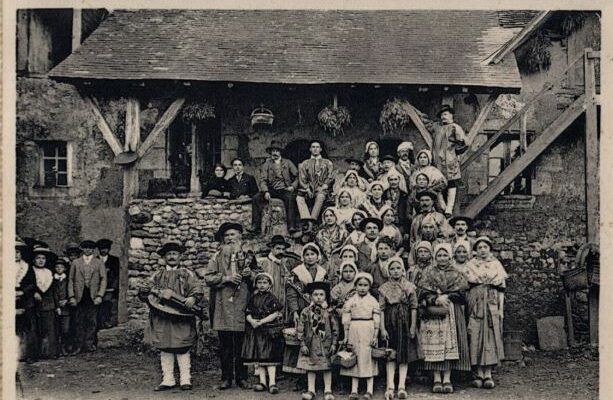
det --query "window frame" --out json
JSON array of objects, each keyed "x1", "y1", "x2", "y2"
[{"x1": 37, "y1": 140, "x2": 73, "y2": 188}]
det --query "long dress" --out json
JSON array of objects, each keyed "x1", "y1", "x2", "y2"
[
  {"x1": 341, "y1": 293, "x2": 380, "y2": 378},
  {"x1": 296, "y1": 303, "x2": 339, "y2": 371},
  {"x1": 242, "y1": 291, "x2": 284, "y2": 366},
  {"x1": 417, "y1": 264, "x2": 470, "y2": 372},
  {"x1": 379, "y1": 278, "x2": 420, "y2": 364},
  {"x1": 464, "y1": 256, "x2": 508, "y2": 367},
  {"x1": 147, "y1": 267, "x2": 204, "y2": 352},
  {"x1": 32, "y1": 267, "x2": 59, "y2": 359}
]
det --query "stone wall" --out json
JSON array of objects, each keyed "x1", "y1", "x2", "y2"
[{"x1": 126, "y1": 198, "x2": 268, "y2": 321}]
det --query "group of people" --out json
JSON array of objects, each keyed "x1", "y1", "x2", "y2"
[
  {"x1": 141, "y1": 105, "x2": 507, "y2": 397},
  {"x1": 15, "y1": 238, "x2": 120, "y2": 362}
]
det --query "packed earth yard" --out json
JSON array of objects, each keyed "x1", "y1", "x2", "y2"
[{"x1": 18, "y1": 345, "x2": 598, "y2": 400}]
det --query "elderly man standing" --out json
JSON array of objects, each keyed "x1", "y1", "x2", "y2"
[
  {"x1": 250, "y1": 140, "x2": 300, "y2": 235},
  {"x1": 205, "y1": 222, "x2": 260, "y2": 390},
  {"x1": 296, "y1": 140, "x2": 335, "y2": 227}
]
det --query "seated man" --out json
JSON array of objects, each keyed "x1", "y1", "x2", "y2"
[
  {"x1": 250, "y1": 141, "x2": 300, "y2": 234},
  {"x1": 227, "y1": 158, "x2": 258, "y2": 201},
  {"x1": 296, "y1": 140, "x2": 335, "y2": 226}
]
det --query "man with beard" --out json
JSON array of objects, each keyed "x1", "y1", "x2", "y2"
[
  {"x1": 205, "y1": 222, "x2": 261, "y2": 390},
  {"x1": 250, "y1": 140, "x2": 300, "y2": 235}
]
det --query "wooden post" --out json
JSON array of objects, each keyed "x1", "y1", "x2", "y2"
[
  {"x1": 465, "y1": 94, "x2": 497, "y2": 148},
  {"x1": 519, "y1": 113, "x2": 528, "y2": 155},
  {"x1": 189, "y1": 123, "x2": 202, "y2": 196},
  {"x1": 584, "y1": 49, "x2": 599, "y2": 346},
  {"x1": 123, "y1": 98, "x2": 140, "y2": 206},
  {"x1": 72, "y1": 9, "x2": 82, "y2": 51}
]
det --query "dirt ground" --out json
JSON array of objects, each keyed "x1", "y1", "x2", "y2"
[{"x1": 17, "y1": 345, "x2": 598, "y2": 400}]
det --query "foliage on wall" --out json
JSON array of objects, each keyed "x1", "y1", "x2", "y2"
[
  {"x1": 181, "y1": 101, "x2": 216, "y2": 123},
  {"x1": 317, "y1": 105, "x2": 351, "y2": 136}
]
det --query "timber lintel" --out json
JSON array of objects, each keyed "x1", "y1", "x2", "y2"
[
  {"x1": 463, "y1": 94, "x2": 586, "y2": 219},
  {"x1": 83, "y1": 96, "x2": 123, "y2": 156}
]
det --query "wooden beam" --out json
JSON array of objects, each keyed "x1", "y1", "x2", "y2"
[
  {"x1": 465, "y1": 94, "x2": 497, "y2": 147},
  {"x1": 406, "y1": 103, "x2": 433, "y2": 149},
  {"x1": 463, "y1": 94, "x2": 586, "y2": 219},
  {"x1": 83, "y1": 96, "x2": 123, "y2": 156},
  {"x1": 72, "y1": 9, "x2": 82, "y2": 51},
  {"x1": 519, "y1": 113, "x2": 528, "y2": 154},
  {"x1": 123, "y1": 98, "x2": 140, "y2": 206},
  {"x1": 584, "y1": 49, "x2": 599, "y2": 346},
  {"x1": 137, "y1": 98, "x2": 185, "y2": 159}
]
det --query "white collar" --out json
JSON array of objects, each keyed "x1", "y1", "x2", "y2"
[
  {"x1": 100, "y1": 255, "x2": 108, "y2": 262},
  {"x1": 268, "y1": 253, "x2": 281, "y2": 263},
  {"x1": 34, "y1": 267, "x2": 53, "y2": 292},
  {"x1": 165, "y1": 265, "x2": 179, "y2": 272},
  {"x1": 54, "y1": 273, "x2": 67, "y2": 281},
  {"x1": 16, "y1": 260, "x2": 29, "y2": 286}
]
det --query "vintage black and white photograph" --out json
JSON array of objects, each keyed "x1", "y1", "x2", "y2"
[{"x1": 8, "y1": 4, "x2": 603, "y2": 399}]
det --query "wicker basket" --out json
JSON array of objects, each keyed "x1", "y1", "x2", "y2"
[
  {"x1": 371, "y1": 340, "x2": 396, "y2": 360},
  {"x1": 425, "y1": 305, "x2": 448, "y2": 318},
  {"x1": 332, "y1": 348, "x2": 357, "y2": 368},
  {"x1": 283, "y1": 327, "x2": 300, "y2": 346},
  {"x1": 250, "y1": 107, "x2": 274, "y2": 126},
  {"x1": 561, "y1": 267, "x2": 589, "y2": 291}
]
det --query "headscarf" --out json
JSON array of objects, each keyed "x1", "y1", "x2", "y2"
[
  {"x1": 340, "y1": 261, "x2": 358, "y2": 276},
  {"x1": 415, "y1": 241, "x2": 433, "y2": 254},
  {"x1": 336, "y1": 188, "x2": 354, "y2": 206},
  {"x1": 354, "y1": 272, "x2": 374, "y2": 286},
  {"x1": 387, "y1": 256, "x2": 405, "y2": 272},
  {"x1": 368, "y1": 181, "x2": 385, "y2": 196},
  {"x1": 416, "y1": 149, "x2": 433, "y2": 166},
  {"x1": 321, "y1": 207, "x2": 338, "y2": 225},
  {"x1": 473, "y1": 236, "x2": 493, "y2": 251},
  {"x1": 397, "y1": 141, "x2": 414, "y2": 153},
  {"x1": 254, "y1": 272, "x2": 275, "y2": 287},
  {"x1": 341, "y1": 170, "x2": 366, "y2": 190},
  {"x1": 365, "y1": 141, "x2": 379, "y2": 156},
  {"x1": 419, "y1": 213, "x2": 441, "y2": 238},
  {"x1": 302, "y1": 242, "x2": 322, "y2": 263},
  {"x1": 382, "y1": 167, "x2": 408, "y2": 192},
  {"x1": 453, "y1": 239, "x2": 471, "y2": 254},
  {"x1": 340, "y1": 244, "x2": 359, "y2": 258},
  {"x1": 434, "y1": 243, "x2": 453, "y2": 259}
]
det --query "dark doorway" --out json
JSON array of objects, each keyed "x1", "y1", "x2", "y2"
[
  {"x1": 377, "y1": 138, "x2": 403, "y2": 158},
  {"x1": 284, "y1": 139, "x2": 329, "y2": 166}
]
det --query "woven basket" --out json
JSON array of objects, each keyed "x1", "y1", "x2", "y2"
[
  {"x1": 371, "y1": 340, "x2": 396, "y2": 360},
  {"x1": 425, "y1": 305, "x2": 448, "y2": 318},
  {"x1": 332, "y1": 348, "x2": 357, "y2": 368},
  {"x1": 250, "y1": 107, "x2": 274, "y2": 126},
  {"x1": 561, "y1": 267, "x2": 589, "y2": 291},
  {"x1": 282, "y1": 327, "x2": 300, "y2": 346}
]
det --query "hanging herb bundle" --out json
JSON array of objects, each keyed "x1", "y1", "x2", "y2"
[
  {"x1": 379, "y1": 98, "x2": 413, "y2": 135},
  {"x1": 561, "y1": 12, "x2": 588, "y2": 36},
  {"x1": 181, "y1": 100, "x2": 216, "y2": 123},
  {"x1": 520, "y1": 31, "x2": 552, "y2": 73},
  {"x1": 318, "y1": 105, "x2": 351, "y2": 136}
]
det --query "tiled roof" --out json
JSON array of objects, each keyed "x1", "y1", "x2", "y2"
[
  {"x1": 497, "y1": 10, "x2": 541, "y2": 28},
  {"x1": 50, "y1": 9, "x2": 522, "y2": 89}
]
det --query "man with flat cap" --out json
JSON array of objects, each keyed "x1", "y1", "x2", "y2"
[
  {"x1": 250, "y1": 140, "x2": 300, "y2": 235},
  {"x1": 410, "y1": 191, "x2": 449, "y2": 245},
  {"x1": 68, "y1": 240, "x2": 107, "y2": 353},
  {"x1": 64, "y1": 242, "x2": 82, "y2": 262},
  {"x1": 139, "y1": 241, "x2": 203, "y2": 391},
  {"x1": 96, "y1": 239, "x2": 120, "y2": 329},
  {"x1": 205, "y1": 222, "x2": 261, "y2": 390},
  {"x1": 355, "y1": 217, "x2": 383, "y2": 272}
]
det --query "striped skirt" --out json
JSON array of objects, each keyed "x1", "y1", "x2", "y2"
[{"x1": 421, "y1": 303, "x2": 470, "y2": 372}]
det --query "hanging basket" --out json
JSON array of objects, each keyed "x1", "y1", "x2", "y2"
[{"x1": 250, "y1": 106, "x2": 275, "y2": 127}]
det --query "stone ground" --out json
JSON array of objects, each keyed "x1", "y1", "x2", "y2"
[{"x1": 17, "y1": 345, "x2": 598, "y2": 400}]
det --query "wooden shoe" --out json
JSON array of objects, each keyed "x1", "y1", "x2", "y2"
[
  {"x1": 253, "y1": 383, "x2": 267, "y2": 392},
  {"x1": 269, "y1": 385, "x2": 279, "y2": 394},
  {"x1": 302, "y1": 391, "x2": 315, "y2": 400},
  {"x1": 154, "y1": 384, "x2": 176, "y2": 392},
  {"x1": 442, "y1": 383, "x2": 454, "y2": 394},
  {"x1": 472, "y1": 378, "x2": 483, "y2": 388},
  {"x1": 324, "y1": 391, "x2": 334, "y2": 400},
  {"x1": 483, "y1": 378, "x2": 495, "y2": 389},
  {"x1": 432, "y1": 382, "x2": 443, "y2": 393},
  {"x1": 180, "y1": 384, "x2": 193, "y2": 391},
  {"x1": 397, "y1": 389, "x2": 408, "y2": 399}
]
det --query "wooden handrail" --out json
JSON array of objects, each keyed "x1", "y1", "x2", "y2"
[{"x1": 460, "y1": 52, "x2": 586, "y2": 171}]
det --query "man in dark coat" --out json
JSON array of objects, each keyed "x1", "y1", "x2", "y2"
[
  {"x1": 227, "y1": 158, "x2": 259, "y2": 201},
  {"x1": 96, "y1": 239, "x2": 120, "y2": 329},
  {"x1": 250, "y1": 140, "x2": 300, "y2": 234},
  {"x1": 384, "y1": 173, "x2": 412, "y2": 235},
  {"x1": 68, "y1": 240, "x2": 107, "y2": 353}
]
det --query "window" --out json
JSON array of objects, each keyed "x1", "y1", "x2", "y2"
[
  {"x1": 38, "y1": 141, "x2": 72, "y2": 187},
  {"x1": 486, "y1": 131, "x2": 533, "y2": 195}
]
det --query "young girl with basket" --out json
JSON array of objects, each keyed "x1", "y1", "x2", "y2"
[
  {"x1": 296, "y1": 281, "x2": 339, "y2": 400},
  {"x1": 340, "y1": 272, "x2": 380, "y2": 400},
  {"x1": 379, "y1": 257, "x2": 419, "y2": 400},
  {"x1": 242, "y1": 272, "x2": 284, "y2": 394}
]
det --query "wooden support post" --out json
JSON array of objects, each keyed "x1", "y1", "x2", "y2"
[
  {"x1": 123, "y1": 98, "x2": 140, "y2": 206},
  {"x1": 520, "y1": 113, "x2": 528, "y2": 155},
  {"x1": 189, "y1": 124, "x2": 202, "y2": 196},
  {"x1": 137, "y1": 98, "x2": 185, "y2": 159},
  {"x1": 83, "y1": 96, "x2": 123, "y2": 156},
  {"x1": 465, "y1": 94, "x2": 497, "y2": 147},
  {"x1": 406, "y1": 103, "x2": 433, "y2": 149},
  {"x1": 584, "y1": 49, "x2": 599, "y2": 346},
  {"x1": 72, "y1": 9, "x2": 82, "y2": 51}
]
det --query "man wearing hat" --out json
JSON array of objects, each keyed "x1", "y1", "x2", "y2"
[
  {"x1": 68, "y1": 240, "x2": 107, "y2": 354},
  {"x1": 296, "y1": 140, "x2": 336, "y2": 223},
  {"x1": 380, "y1": 154, "x2": 408, "y2": 193},
  {"x1": 449, "y1": 216, "x2": 475, "y2": 256},
  {"x1": 250, "y1": 140, "x2": 300, "y2": 235},
  {"x1": 257, "y1": 235, "x2": 292, "y2": 315},
  {"x1": 139, "y1": 241, "x2": 203, "y2": 391},
  {"x1": 431, "y1": 105, "x2": 468, "y2": 217},
  {"x1": 205, "y1": 222, "x2": 261, "y2": 390},
  {"x1": 96, "y1": 239, "x2": 121, "y2": 329},
  {"x1": 64, "y1": 242, "x2": 82, "y2": 262},
  {"x1": 396, "y1": 141, "x2": 415, "y2": 184},
  {"x1": 355, "y1": 217, "x2": 383, "y2": 272},
  {"x1": 410, "y1": 191, "x2": 448, "y2": 245}
]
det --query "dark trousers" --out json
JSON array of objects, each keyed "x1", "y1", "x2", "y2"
[
  {"x1": 57, "y1": 312, "x2": 71, "y2": 353},
  {"x1": 252, "y1": 189, "x2": 298, "y2": 230},
  {"x1": 17, "y1": 308, "x2": 38, "y2": 361},
  {"x1": 97, "y1": 297, "x2": 117, "y2": 328},
  {"x1": 218, "y1": 331, "x2": 247, "y2": 383},
  {"x1": 74, "y1": 288, "x2": 99, "y2": 351}
]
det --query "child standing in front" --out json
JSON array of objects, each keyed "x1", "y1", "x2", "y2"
[
  {"x1": 341, "y1": 272, "x2": 380, "y2": 400},
  {"x1": 242, "y1": 272, "x2": 285, "y2": 394},
  {"x1": 296, "y1": 281, "x2": 339, "y2": 400},
  {"x1": 53, "y1": 257, "x2": 71, "y2": 355},
  {"x1": 379, "y1": 257, "x2": 419, "y2": 400}
]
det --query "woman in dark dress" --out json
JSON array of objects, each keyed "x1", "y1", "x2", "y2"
[
  {"x1": 16, "y1": 239, "x2": 37, "y2": 362},
  {"x1": 202, "y1": 163, "x2": 230, "y2": 198},
  {"x1": 31, "y1": 246, "x2": 60, "y2": 360},
  {"x1": 242, "y1": 272, "x2": 284, "y2": 394}
]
